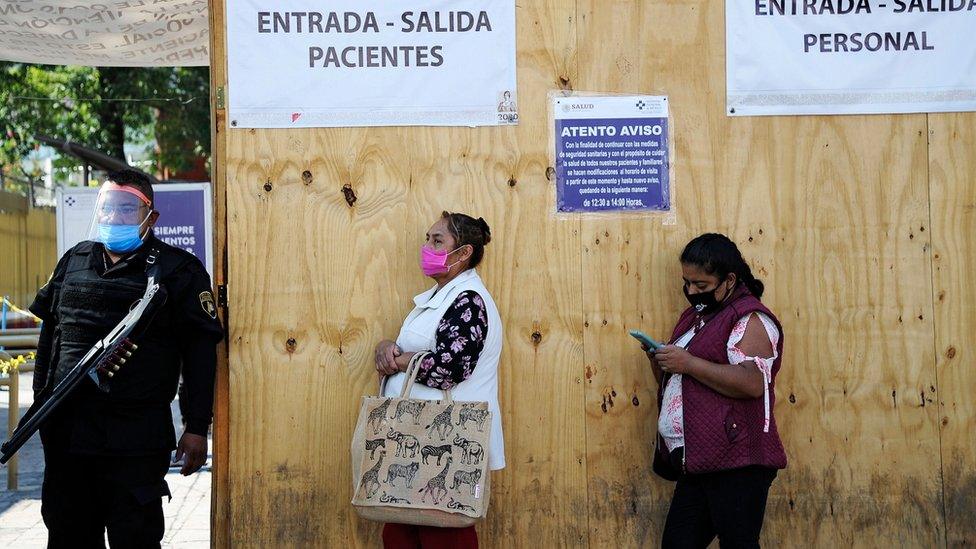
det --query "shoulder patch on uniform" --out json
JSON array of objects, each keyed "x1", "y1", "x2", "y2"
[{"x1": 199, "y1": 291, "x2": 217, "y2": 319}]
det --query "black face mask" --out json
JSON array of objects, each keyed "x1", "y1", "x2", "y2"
[{"x1": 683, "y1": 279, "x2": 733, "y2": 315}]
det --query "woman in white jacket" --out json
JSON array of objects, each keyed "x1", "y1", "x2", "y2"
[{"x1": 373, "y1": 211, "x2": 505, "y2": 549}]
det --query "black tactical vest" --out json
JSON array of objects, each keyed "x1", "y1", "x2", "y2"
[
  {"x1": 53, "y1": 242, "x2": 183, "y2": 404},
  {"x1": 40, "y1": 239, "x2": 210, "y2": 455}
]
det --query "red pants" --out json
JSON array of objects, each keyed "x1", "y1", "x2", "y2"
[{"x1": 382, "y1": 523, "x2": 478, "y2": 549}]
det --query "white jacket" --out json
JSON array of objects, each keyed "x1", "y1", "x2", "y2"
[{"x1": 382, "y1": 268, "x2": 506, "y2": 470}]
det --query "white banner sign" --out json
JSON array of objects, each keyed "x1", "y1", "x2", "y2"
[
  {"x1": 226, "y1": 1, "x2": 518, "y2": 128},
  {"x1": 0, "y1": 1, "x2": 209, "y2": 67},
  {"x1": 726, "y1": 2, "x2": 976, "y2": 116}
]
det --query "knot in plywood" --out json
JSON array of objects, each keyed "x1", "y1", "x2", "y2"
[{"x1": 341, "y1": 184, "x2": 357, "y2": 207}]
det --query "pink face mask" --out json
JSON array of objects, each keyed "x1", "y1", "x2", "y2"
[{"x1": 420, "y1": 245, "x2": 464, "y2": 276}]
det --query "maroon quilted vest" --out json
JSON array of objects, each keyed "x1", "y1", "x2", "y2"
[{"x1": 655, "y1": 285, "x2": 788, "y2": 475}]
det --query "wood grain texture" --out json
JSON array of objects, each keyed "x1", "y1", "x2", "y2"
[
  {"x1": 212, "y1": 0, "x2": 969, "y2": 546},
  {"x1": 207, "y1": 1, "x2": 230, "y2": 547},
  {"x1": 929, "y1": 112, "x2": 976, "y2": 548},
  {"x1": 575, "y1": 1, "x2": 944, "y2": 546},
  {"x1": 0, "y1": 210, "x2": 27, "y2": 306},
  {"x1": 0, "y1": 207, "x2": 56, "y2": 309},
  {"x1": 219, "y1": 0, "x2": 587, "y2": 542},
  {"x1": 472, "y1": 1, "x2": 587, "y2": 546},
  {"x1": 760, "y1": 114, "x2": 942, "y2": 548},
  {"x1": 574, "y1": 2, "x2": 687, "y2": 546}
]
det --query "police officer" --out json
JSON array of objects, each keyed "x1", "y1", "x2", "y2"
[{"x1": 29, "y1": 170, "x2": 223, "y2": 548}]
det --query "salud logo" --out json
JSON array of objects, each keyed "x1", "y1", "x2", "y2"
[
  {"x1": 563, "y1": 103, "x2": 594, "y2": 112},
  {"x1": 291, "y1": 112, "x2": 302, "y2": 123}
]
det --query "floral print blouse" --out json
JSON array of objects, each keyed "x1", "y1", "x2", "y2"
[{"x1": 415, "y1": 290, "x2": 488, "y2": 390}]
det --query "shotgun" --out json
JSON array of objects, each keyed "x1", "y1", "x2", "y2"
[{"x1": 0, "y1": 274, "x2": 167, "y2": 465}]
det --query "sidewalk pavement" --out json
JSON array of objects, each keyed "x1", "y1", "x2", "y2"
[{"x1": 0, "y1": 372, "x2": 211, "y2": 548}]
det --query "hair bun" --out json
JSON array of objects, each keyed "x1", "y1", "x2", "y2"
[{"x1": 477, "y1": 217, "x2": 491, "y2": 244}]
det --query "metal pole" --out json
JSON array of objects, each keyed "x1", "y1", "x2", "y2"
[
  {"x1": 1, "y1": 297, "x2": 7, "y2": 352},
  {"x1": 7, "y1": 368, "x2": 18, "y2": 490},
  {"x1": 83, "y1": 163, "x2": 90, "y2": 187}
]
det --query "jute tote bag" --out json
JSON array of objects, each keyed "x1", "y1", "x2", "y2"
[{"x1": 351, "y1": 352, "x2": 492, "y2": 527}]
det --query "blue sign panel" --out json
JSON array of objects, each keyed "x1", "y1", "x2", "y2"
[{"x1": 553, "y1": 96, "x2": 670, "y2": 214}]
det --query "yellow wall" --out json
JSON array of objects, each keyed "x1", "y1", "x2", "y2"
[
  {"x1": 0, "y1": 201, "x2": 57, "y2": 311},
  {"x1": 210, "y1": 1, "x2": 976, "y2": 546}
]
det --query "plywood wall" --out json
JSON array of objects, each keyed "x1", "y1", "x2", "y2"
[
  {"x1": 0, "y1": 205, "x2": 57, "y2": 310},
  {"x1": 211, "y1": 1, "x2": 975, "y2": 546},
  {"x1": 929, "y1": 113, "x2": 976, "y2": 547}
]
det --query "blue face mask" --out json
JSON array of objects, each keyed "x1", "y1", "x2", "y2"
[{"x1": 97, "y1": 215, "x2": 150, "y2": 253}]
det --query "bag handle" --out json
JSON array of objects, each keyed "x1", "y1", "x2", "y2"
[
  {"x1": 377, "y1": 351, "x2": 430, "y2": 398},
  {"x1": 377, "y1": 351, "x2": 453, "y2": 403},
  {"x1": 400, "y1": 352, "x2": 454, "y2": 403},
  {"x1": 399, "y1": 351, "x2": 431, "y2": 398},
  {"x1": 377, "y1": 350, "x2": 430, "y2": 397}
]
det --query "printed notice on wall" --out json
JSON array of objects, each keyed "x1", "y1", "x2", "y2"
[
  {"x1": 553, "y1": 95, "x2": 670, "y2": 214},
  {"x1": 226, "y1": 1, "x2": 517, "y2": 128},
  {"x1": 727, "y1": 2, "x2": 976, "y2": 116}
]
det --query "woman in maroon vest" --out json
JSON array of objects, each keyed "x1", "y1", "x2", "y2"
[{"x1": 647, "y1": 233, "x2": 787, "y2": 548}]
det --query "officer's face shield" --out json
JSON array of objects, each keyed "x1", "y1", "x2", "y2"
[{"x1": 86, "y1": 183, "x2": 154, "y2": 243}]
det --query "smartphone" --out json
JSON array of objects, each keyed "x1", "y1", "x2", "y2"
[{"x1": 629, "y1": 329, "x2": 663, "y2": 350}]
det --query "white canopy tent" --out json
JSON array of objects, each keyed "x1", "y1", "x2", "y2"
[{"x1": 0, "y1": 0, "x2": 208, "y2": 67}]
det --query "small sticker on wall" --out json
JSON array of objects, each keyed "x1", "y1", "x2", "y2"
[{"x1": 475, "y1": 484, "x2": 482, "y2": 499}]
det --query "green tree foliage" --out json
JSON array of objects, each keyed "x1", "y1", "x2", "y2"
[
  {"x1": 0, "y1": 62, "x2": 210, "y2": 181},
  {"x1": 151, "y1": 67, "x2": 211, "y2": 175}
]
